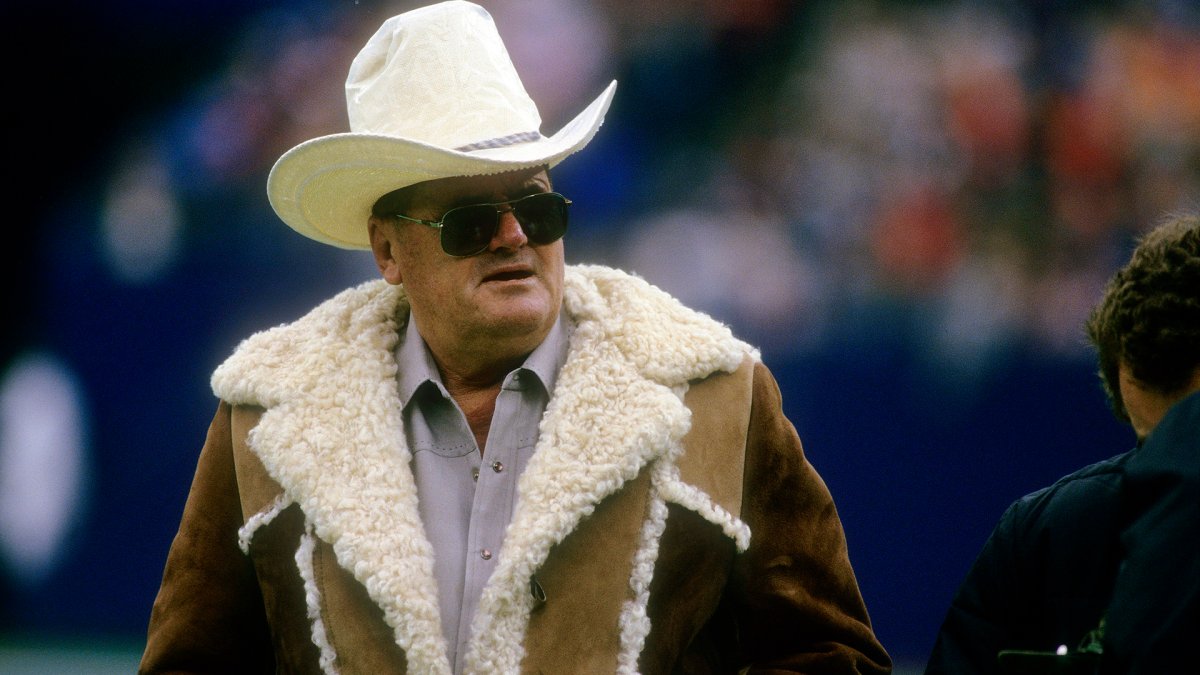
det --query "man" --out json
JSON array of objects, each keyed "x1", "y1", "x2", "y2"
[
  {"x1": 1089, "y1": 216, "x2": 1199, "y2": 674},
  {"x1": 923, "y1": 214, "x2": 1200, "y2": 674},
  {"x1": 139, "y1": 2, "x2": 891, "y2": 674}
]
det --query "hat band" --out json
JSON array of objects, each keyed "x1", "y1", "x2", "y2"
[{"x1": 455, "y1": 130, "x2": 544, "y2": 152}]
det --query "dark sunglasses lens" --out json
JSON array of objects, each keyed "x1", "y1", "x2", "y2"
[
  {"x1": 514, "y1": 193, "x2": 569, "y2": 245},
  {"x1": 439, "y1": 193, "x2": 570, "y2": 256},
  {"x1": 441, "y1": 205, "x2": 499, "y2": 256}
]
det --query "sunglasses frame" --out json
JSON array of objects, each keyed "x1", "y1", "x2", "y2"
[{"x1": 392, "y1": 191, "x2": 572, "y2": 257}]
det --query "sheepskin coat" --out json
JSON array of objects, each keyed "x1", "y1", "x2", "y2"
[{"x1": 140, "y1": 264, "x2": 891, "y2": 674}]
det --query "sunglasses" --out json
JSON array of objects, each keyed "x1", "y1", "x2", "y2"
[{"x1": 392, "y1": 192, "x2": 571, "y2": 257}]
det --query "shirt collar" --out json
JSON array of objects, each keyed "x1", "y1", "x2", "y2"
[
  {"x1": 395, "y1": 309, "x2": 571, "y2": 408},
  {"x1": 396, "y1": 314, "x2": 446, "y2": 407},
  {"x1": 519, "y1": 310, "x2": 570, "y2": 397}
]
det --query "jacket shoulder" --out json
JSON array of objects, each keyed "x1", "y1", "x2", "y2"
[
  {"x1": 564, "y1": 264, "x2": 760, "y2": 385},
  {"x1": 677, "y1": 357, "x2": 758, "y2": 520},
  {"x1": 210, "y1": 279, "x2": 406, "y2": 407},
  {"x1": 1010, "y1": 452, "x2": 1131, "y2": 525}
]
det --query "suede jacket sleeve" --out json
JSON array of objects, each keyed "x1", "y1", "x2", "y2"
[
  {"x1": 730, "y1": 362, "x2": 892, "y2": 673},
  {"x1": 139, "y1": 401, "x2": 276, "y2": 673}
]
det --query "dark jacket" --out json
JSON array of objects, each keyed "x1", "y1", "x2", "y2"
[
  {"x1": 928, "y1": 390, "x2": 1200, "y2": 675},
  {"x1": 924, "y1": 450, "x2": 1130, "y2": 674},
  {"x1": 1101, "y1": 390, "x2": 1200, "y2": 674}
]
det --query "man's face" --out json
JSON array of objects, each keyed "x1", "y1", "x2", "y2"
[{"x1": 369, "y1": 167, "x2": 565, "y2": 369}]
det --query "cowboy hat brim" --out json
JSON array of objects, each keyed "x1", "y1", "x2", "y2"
[{"x1": 267, "y1": 80, "x2": 617, "y2": 250}]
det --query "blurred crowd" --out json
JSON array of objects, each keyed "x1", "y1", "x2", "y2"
[
  {"x1": 3, "y1": 0, "x2": 1199, "y2": 664},
  {"x1": 95, "y1": 0, "x2": 1200, "y2": 368}
]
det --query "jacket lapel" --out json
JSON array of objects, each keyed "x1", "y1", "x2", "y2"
[
  {"x1": 464, "y1": 265, "x2": 755, "y2": 673},
  {"x1": 213, "y1": 280, "x2": 454, "y2": 674},
  {"x1": 464, "y1": 297, "x2": 693, "y2": 672},
  {"x1": 209, "y1": 265, "x2": 756, "y2": 674}
]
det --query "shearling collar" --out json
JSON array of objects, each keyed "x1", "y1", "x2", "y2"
[{"x1": 211, "y1": 263, "x2": 756, "y2": 674}]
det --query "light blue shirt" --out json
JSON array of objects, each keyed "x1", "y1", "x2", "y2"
[{"x1": 395, "y1": 311, "x2": 569, "y2": 674}]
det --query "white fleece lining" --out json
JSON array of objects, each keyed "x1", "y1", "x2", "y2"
[
  {"x1": 617, "y1": 460, "x2": 673, "y2": 674},
  {"x1": 237, "y1": 493, "x2": 292, "y2": 554},
  {"x1": 211, "y1": 265, "x2": 757, "y2": 674},
  {"x1": 224, "y1": 282, "x2": 453, "y2": 675},
  {"x1": 660, "y1": 476, "x2": 752, "y2": 552},
  {"x1": 462, "y1": 307, "x2": 697, "y2": 673},
  {"x1": 297, "y1": 526, "x2": 340, "y2": 674}
]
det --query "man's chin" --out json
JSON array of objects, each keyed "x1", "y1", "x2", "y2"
[{"x1": 479, "y1": 303, "x2": 556, "y2": 339}]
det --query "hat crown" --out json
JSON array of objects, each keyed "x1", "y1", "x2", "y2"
[
  {"x1": 345, "y1": 1, "x2": 543, "y2": 149},
  {"x1": 267, "y1": 0, "x2": 616, "y2": 250}
]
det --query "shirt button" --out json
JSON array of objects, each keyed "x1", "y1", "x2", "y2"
[
  {"x1": 480, "y1": 549, "x2": 492, "y2": 560},
  {"x1": 472, "y1": 469, "x2": 480, "y2": 482},
  {"x1": 492, "y1": 461, "x2": 504, "y2": 473}
]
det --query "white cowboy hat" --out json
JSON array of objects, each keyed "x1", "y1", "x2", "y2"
[{"x1": 267, "y1": 0, "x2": 617, "y2": 250}]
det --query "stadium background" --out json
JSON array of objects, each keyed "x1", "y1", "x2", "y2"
[{"x1": 2, "y1": 0, "x2": 1197, "y2": 671}]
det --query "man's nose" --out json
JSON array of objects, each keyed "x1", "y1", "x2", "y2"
[{"x1": 489, "y1": 209, "x2": 528, "y2": 251}]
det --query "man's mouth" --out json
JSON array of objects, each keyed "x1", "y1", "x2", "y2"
[{"x1": 482, "y1": 268, "x2": 535, "y2": 282}]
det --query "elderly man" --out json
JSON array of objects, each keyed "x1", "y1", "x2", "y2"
[
  {"x1": 924, "y1": 214, "x2": 1200, "y2": 675},
  {"x1": 139, "y1": 2, "x2": 890, "y2": 674}
]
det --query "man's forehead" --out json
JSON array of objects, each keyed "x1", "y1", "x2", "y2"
[{"x1": 410, "y1": 167, "x2": 551, "y2": 206}]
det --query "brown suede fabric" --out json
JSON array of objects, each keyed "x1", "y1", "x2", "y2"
[
  {"x1": 640, "y1": 362, "x2": 892, "y2": 675},
  {"x1": 730, "y1": 362, "x2": 891, "y2": 673},
  {"x1": 314, "y1": 534, "x2": 410, "y2": 674},
  {"x1": 230, "y1": 408, "x2": 408, "y2": 673},
  {"x1": 642, "y1": 505, "x2": 740, "y2": 674},
  {"x1": 229, "y1": 408, "x2": 329, "y2": 673},
  {"x1": 140, "y1": 402, "x2": 275, "y2": 673},
  {"x1": 521, "y1": 469, "x2": 651, "y2": 672},
  {"x1": 675, "y1": 364, "x2": 753, "y2": 520},
  {"x1": 141, "y1": 362, "x2": 891, "y2": 674},
  {"x1": 244, "y1": 504, "x2": 322, "y2": 674},
  {"x1": 230, "y1": 406, "x2": 278, "y2": 517}
]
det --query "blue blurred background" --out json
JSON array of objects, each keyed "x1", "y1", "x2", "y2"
[{"x1": 2, "y1": 0, "x2": 1198, "y2": 671}]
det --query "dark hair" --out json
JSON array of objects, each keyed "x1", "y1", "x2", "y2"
[{"x1": 1085, "y1": 214, "x2": 1200, "y2": 422}]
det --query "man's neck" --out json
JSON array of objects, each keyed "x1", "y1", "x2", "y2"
[
  {"x1": 432, "y1": 350, "x2": 529, "y2": 457},
  {"x1": 441, "y1": 376, "x2": 502, "y2": 455}
]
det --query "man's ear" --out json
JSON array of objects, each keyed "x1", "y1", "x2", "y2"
[{"x1": 368, "y1": 217, "x2": 404, "y2": 285}]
